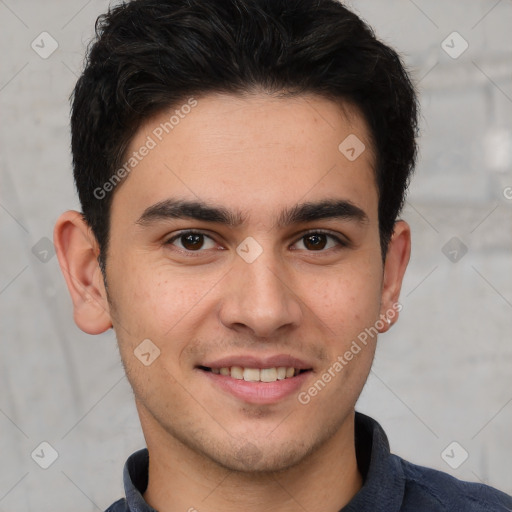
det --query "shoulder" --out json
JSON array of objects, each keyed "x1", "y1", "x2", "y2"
[
  {"x1": 396, "y1": 455, "x2": 512, "y2": 511},
  {"x1": 104, "y1": 498, "x2": 129, "y2": 512}
]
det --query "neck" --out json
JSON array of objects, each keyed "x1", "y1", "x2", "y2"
[{"x1": 141, "y1": 409, "x2": 363, "y2": 512}]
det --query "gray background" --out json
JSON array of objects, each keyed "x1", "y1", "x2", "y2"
[{"x1": 1, "y1": 0, "x2": 511, "y2": 510}]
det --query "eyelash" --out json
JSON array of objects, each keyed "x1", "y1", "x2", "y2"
[
  {"x1": 165, "y1": 229, "x2": 348, "y2": 255},
  {"x1": 294, "y1": 229, "x2": 349, "y2": 250}
]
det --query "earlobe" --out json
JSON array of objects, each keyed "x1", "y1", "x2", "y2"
[
  {"x1": 53, "y1": 210, "x2": 113, "y2": 334},
  {"x1": 378, "y1": 220, "x2": 411, "y2": 332}
]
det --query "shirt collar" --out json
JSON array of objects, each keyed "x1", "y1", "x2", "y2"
[
  {"x1": 122, "y1": 448, "x2": 157, "y2": 512},
  {"x1": 122, "y1": 411, "x2": 405, "y2": 511},
  {"x1": 341, "y1": 412, "x2": 405, "y2": 511}
]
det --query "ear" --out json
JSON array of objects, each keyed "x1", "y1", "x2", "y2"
[
  {"x1": 53, "y1": 210, "x2": 113, "y2": 334},
  {"x1": 378, "y1": 220, "x2": 411, "y2": 332}
]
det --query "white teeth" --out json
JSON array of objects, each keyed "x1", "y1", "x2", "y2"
[
  {"x1": 243, "y1": 368, "x2": 260, "y2": 382},
  {"x1": 231, "y1": 366, "x2": 244, "y2": 380},
  {"x1": 260, "y1": 368, "x2": 278, "y2": 382},
  {"x1": 213, "y1": 366, "x2": 300, "y2": 382}
]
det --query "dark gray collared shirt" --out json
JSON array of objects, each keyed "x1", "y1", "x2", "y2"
[{"x1": 105, "y1": 412, "x2": 512, "y2": 511}]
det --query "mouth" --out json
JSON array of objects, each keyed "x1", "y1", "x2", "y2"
[
  {"x1": 196, "y1": 363, "x2": 313, "y2": 404},
  {"x1": 197, "y1": 365, "x2": 311, "y2": 382}
]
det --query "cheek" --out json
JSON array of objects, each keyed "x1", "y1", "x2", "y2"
[
  {"x1": 108, "y1": 257, "x2": 214, "y2": 344},
  {"x1": 302, "y1": 260, "x2": 382, "y2": 334}
]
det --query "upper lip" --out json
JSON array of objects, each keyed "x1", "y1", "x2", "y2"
[{"x1": 199, "y1": 354, "x2": 313, "y2": 370}]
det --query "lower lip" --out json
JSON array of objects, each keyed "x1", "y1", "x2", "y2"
[{"x1": 199, "y1": 369, "x2": 311, "y2": 405}]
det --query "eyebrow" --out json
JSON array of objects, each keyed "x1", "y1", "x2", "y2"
[
  {"x1": 136, "y1": 199, "x2": 245, "y2": 227},
  {"x1": 135, "y1": 198, "x2": 368, "y2": 228},
  {"x1": 276, "y1": 199, "x2": 368, "y2": 227}
]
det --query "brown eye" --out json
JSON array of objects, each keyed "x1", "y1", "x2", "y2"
[
  {"x1": 167, "y1": 231, "x2": 217, "y2": 252},
  {"x1": 292, "y1": 231, "x2": 345, "y2": 251},
  {"x1": 303, "y1": 233, "x2": 328, "y2": 250},
  {"x1": 181, "y1": 233, "x2": 204, "y2": 250}
]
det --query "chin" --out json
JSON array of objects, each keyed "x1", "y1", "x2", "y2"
[
  {"x1": 202, "y1": 427, "x2": 332, "y2": 474},
  {"x1": 215, "y1": 443, "x2": 309, "y2": 474}
]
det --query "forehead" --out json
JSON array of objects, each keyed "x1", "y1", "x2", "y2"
[{"x1": 111, "y1": 93, "x2": 378, "y2": 226}]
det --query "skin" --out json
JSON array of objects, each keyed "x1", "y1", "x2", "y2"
[{"x1": 54, "y1": 92, "x2": 410, "y2": 512}]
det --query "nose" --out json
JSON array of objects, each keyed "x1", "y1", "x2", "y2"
[{"x1": 218, "y1": 250, "x2": 303, "y2": 338}]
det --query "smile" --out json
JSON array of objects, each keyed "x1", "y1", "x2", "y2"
[
  {"x1": 197, "y1": 365, "x2": 313, "y2": 404},
  {"x1": 198, "y1": 366, "x2": 310, "y2": 382}
]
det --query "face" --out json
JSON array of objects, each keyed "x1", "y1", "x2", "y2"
[{"x1": 89, "y1": 93, "x2": 401, "y2": 472}]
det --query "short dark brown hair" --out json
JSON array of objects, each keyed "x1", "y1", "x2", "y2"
[{"x1": 71, "y1": 0, "x2": 419, "y2": 269}]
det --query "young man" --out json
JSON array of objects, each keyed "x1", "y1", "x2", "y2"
[{"x1": 54, "y1": 0, "x2": 512, "y2": 510}]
